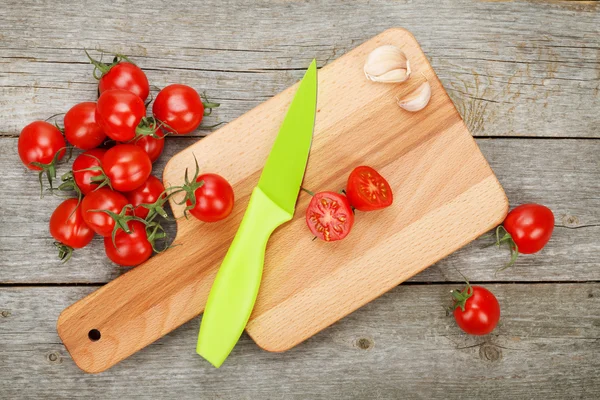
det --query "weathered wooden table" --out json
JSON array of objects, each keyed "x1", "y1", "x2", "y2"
[{"x1": 1, "y1": 0, "x2": 599, "y2": 398}]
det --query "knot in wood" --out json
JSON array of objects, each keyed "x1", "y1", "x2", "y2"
[
  {"x1": 355, "y1": 337, "x2": 374, "y2": 350},
  {"x1": 46, "y1": 351, "x2": 63, "y2": 364},
  {"x1": 479, "y1": 344, "x2": 501, "y2": 362},
  {"x1": 1, "y1": 310, "x2": 11, "y2": 318},
  {"x1": 561, "y1": 214, "x2": 579, "y2": 227}
]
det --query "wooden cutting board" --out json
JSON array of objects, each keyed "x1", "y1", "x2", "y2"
[{"x1": 57, "y1": 28, "x2": 508, "y2": 373}]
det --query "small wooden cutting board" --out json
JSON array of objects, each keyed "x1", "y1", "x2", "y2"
[{"x1": 57, "y1": 28, "x2": 508, "y2": 373}]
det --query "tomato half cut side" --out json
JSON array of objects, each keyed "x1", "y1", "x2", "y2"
[
  {"x1": 346, "y1": 166, "x2": 393, "y2": 212},
  {"x1": 306, "y1": 191, "x2": 354, "y2": 242}
]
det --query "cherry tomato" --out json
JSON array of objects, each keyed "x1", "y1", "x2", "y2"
[
  {"x1": 186, "y1": 173, "x2": 234, "y2": 222},
  {"x1": 152, "y1": 84, "x2": 204, "y2": 134},
  {"x1": 452, "y1": 285, "x2": 500, "y2": 335},
  {"x1": 50, "y1": 198, "x2": 95, "y2": 250},
  {"x1": 503, "y1": 204, "x2": 555, "y2": 254},
  {"x1": 125, "y1": 175, "x2": 165, "y2": 219},
  {"x1": 104, "y1": 220, "x2": 153, "y2": 267},
  {"x1": 63, "y1": 102, "x2": 106, "y2": 150},
  {"x1": 81, "y1": 188, "x2": 129, "y2": 237},
  {"x1": 306, "y1": 192, "x2": 354, "y2": 242},
  {"x1": 18, "y1": 121, "x2": 65, "y2": 170},
  {"x1": 346, "y1": 166, "x2": 393, "y2": 211},
  {"x1": 98, "y1": 62, "x2": 150, "y2": 102},
  {"x1": 95, "y1": 89, "x2": 146, "y2": 142},
  {"x1": 131, "y1": 129, "x2": 165, "y2": 163},
  {"x1": 102, "y1": 144, "x2": 152, "y2": 192},
  {"x1": 72, "y1": 148, "x2": 106, "y2": 195}
]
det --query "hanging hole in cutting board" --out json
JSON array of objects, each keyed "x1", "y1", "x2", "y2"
[{"x1": 88, "y1": 329, "x2": 101, "y2": 341}]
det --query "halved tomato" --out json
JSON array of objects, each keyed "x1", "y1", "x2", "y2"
[{"x1": 346, "y1": 166, "x2": 393, "y2": 211}]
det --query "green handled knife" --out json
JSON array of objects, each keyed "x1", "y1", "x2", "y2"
[{"x1": 196, "y1": 59, "x2": 318, "y2": 368}]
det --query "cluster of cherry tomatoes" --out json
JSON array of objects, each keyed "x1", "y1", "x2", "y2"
[{"x1": 18, "y1": 51, "x2": 234, "y2": 266}]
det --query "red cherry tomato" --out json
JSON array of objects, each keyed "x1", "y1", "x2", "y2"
[
  {"x1": 306, "y1": 192, "x2": 354, "y2": 242},
  {"x1": 503, "y1": 204, "x2": 555, "y2": 254},
  {"x1": 98, "y1": 62, "x2": 150, "y2": 101},
  {"x1": 50, "y1": 198, "x2": 95, "y2": 250},
  {"x1": 81, "y1": 188, "x2": 129, "y2": 237},
  {"x1": 95, "y1": 89, "x2": 146, "y2": 142},
  {"x1": 453, "y1": 285, "x2": 500, "y2": 335},
  {"x1": 104, "y1": 220, "x2": 153, "y2": 267},
  {"x1": 131, "y1": 129, "x2": 165, "y2": 163},
  {"x1": 18, "y1": 121, "x2": 65, "y2": 170},
  {"x1": 346, "y1": 166, "x2": 393, "y2": 211},
  {"x1": 72, "y1": 148, "x2": 106, "y2": 195},
  {"x1": 63, "y1": 102, "x2": 106, "y2": 150},
  {"x1": 102, "y1": 144, "x2": 152, "y2": 192},
  {"x1": 186, "y1": 173, "x2": 234, "y2": 222},
  {"x1": 125, "y1": 175, "x2": 165, "y2": 219},
  {"x1": 152, "y1": 84, "x2": 204, "y2": 134}
]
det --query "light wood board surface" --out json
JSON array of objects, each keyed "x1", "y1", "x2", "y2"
[
  {"x1": 1, "y1": 0, "x2": 599, "y2": 397},
  {"x1": 56, "y1": 29, "x2": 507, "y2": 372}
]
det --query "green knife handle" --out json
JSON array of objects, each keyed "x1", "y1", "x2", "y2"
[{"x1": 196, "y1": 186, "x2": 292, "y2": 367}]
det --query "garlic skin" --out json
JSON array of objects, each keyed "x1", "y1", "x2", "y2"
[
  {"x1": 397, "y1": 81, "x2": 431, "y2": 112},
  {"x1": 364, "y1": 45, "x2": 411, "y2": 83}
]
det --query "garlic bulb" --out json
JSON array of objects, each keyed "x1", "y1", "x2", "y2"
[
  {"x1": 397, "y1": 81, "x2": 431, "y2": 112},
  {"x1": 364, "y1": 45, "x2": 411, "y2": 83}
]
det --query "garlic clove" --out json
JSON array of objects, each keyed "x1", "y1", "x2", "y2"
[
  {"x1": 397, "y1": 81, "x2": 431, "y2": 112},
  {"x1": 364, "y1": 45, "x2": 411, "y2": 83}
]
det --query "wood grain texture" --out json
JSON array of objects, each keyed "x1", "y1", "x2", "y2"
[
  {"x1": 2, "y1": 284, "x2": 599, "y2": 398},
  {"x1": 55, "y1": 29, "x2": 508, "y2": 372},
  {"x1": 1, "y1": 0, "x2": 599, "y2": 138}
]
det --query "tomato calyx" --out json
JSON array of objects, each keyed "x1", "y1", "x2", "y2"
[
  {"x1": 138, "y1": 190, "x2": 172, "y2": 223},
  {"x1": 490, "y1": 225, "x2": 519, "y2": 272},
  {"x1": 170, "y1": 156, "x2": 205, "y2": 219},
  {"x1": 55, "y1": 171, "x2": 83, "y2": 205},
  {"x1": 133, "y1": 117, "x2": 165, "y2": 139},
  {"x1": 145, "y1": 221, "x2": 169, "y2": 253},
  {"x1": 451, "y1": 283, "x2": 474, "y2": 312},
  {"x1": 76, "y1": 153, "x2": 113, "y2": 191},
  {"x1": 89, "y1": 204, "x2": 147, "y2": 247},
  {"x1": 29, "y1": 147, "x2": 69, "y2": 198},
  {"x1": 200, "y1": 92, "x2": 221, "y2": 117},
  {"x1": 85, "y1": 49, "x2": 134, "y2": 80},
  {"x1": 54, "y1": 241, "x2": 74, "y2": 263}
]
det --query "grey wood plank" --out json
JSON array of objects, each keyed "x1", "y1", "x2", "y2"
[
  {"x1": 1, "y1": 0, "x2": 599, "y2": 138},
  {"x1": 1, "y1": 137, "x2": 598, "y2": 284},
  {"x1": 0, "y1": 284, "x2": 598, "y2": 398}
]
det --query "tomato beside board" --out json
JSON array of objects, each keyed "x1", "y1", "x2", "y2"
[
  {"x1": 72, "y1": 148, "x2": 106, "y2": 195},
  {"x1": 81, "y1": 188, "x2": 129, "y2": 237},
  {"x1": 503, "y1": 204, "x2": 554, "y2": 254},
  {"x1": 306, "y1": 191, "x2": 354, "y2": 242},
  {"x1": 152, "y1": 84, "x2": 204, "y2": 134},
  {"x1": 346, "y1": 166, "x2": 393, "y2": 211},
  {"x1": 104, "y1": 220, "x2": 153, "y2": 267},
  {"x1": 452, "y1": 285, "x2": 500, "y2": 336},
  {"x1": 49, "y1": 198, "x2": 95, "y2": 261},
  {"x1": 64, "y1": 102, "x2": 106, "y2": 150},
  {"x1": 102, "y1": 144, "x2": 152, "y2": 192},
  {"x1": 132, "y1": 129, "x2": 165, "y2": 163},
  {"x1": 18, "y1": 121, "x2": 66, "y2": 170},
  {"x1": 125, "y1": 175, "x2": 166, "y2": 219}
]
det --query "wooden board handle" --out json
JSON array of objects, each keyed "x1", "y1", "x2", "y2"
[{"x1": 56, "y1": 235, "x2": 218, "y2": 373}]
